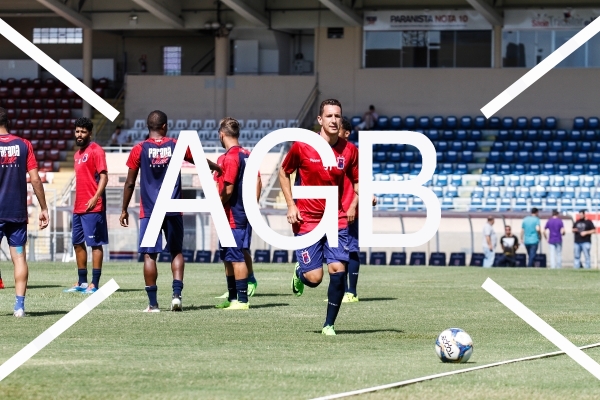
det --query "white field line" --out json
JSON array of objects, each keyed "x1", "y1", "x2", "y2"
[
  {"x1": 0, "y1": 279, "x2": 120, "y2": 382},
  {"x1": 481, "y1": 16, "x2": 600, "y2": 118},
  {"x1": 0, "y1": 18, "x2": 119, "y2": 121},
  {"x1": 482, "y1": 278, "x2": 600, "y2": 380},
  {"x1": 310, "y1": 342, "x2": 600, "y2": 400}
]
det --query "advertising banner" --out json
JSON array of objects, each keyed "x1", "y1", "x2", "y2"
[
  {"x1": 364, "y1": 10, "x2": 492, "y2": 31},
  {"x1": 504, "y1": 9, "x2": 600, "y2": 30}
]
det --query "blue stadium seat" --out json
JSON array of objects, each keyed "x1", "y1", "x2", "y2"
[
  {"x1": 507, "y1": 175, "x2": 520, "y2": 187},
  {"x1": 455, "y1": 130, "x2": 468, "y2": 141},
  {"x1": 409, "y1": 252, "x2": 426, "y2": 266},
  {"x1": 553, "y1": 176, "x2": 566, "y2": 187},
  {"x1": 445, "y1": 186, "x2": 459, "y2": 197},
  {"x1": 374, "y1": 151, "x2": 386, "y2": 162},
  {"x1": 575, "y1": 198, "x2": 588, "y2": 210},
  {"x1": 410, "y1": 197, "x2": 424, "y2": 211},
  {"x1": 491, "y1": 142, "x2": 504, "y2": 151},
  {"x1": 474, "y1": 116, "x2": 486, "y2": 129},
  {"x1": 445, "y1": 116, "x2": 457, "y2": 129},
  {"x1": 389, "y1": 252, "x2": 407, "y2": 265},
  {"x1": 479, "y1": 175, "x2": 491, "y2": 186},
  {"x1": 436, "y1": 152, "x2": 444, "y2": 162},
  {"x1": 435, "y1": 174, "x2": 449, "y2": 186},
  {"x1": 580, "y1": 187, "x2": 591, "y2": 199},
  {"x1": 545, "y1": 198, "x2": 558, "y2": 210},
  {"x1": 369, "y1": 251, "x2": 387, "y2": 265},
  {"x1": 469, "y1": 253, "x2": 485, "y2": 267},
  {"x1": 212, "y1": 251, "x2": 222, "y2": 263},
  {"x1": 254, "y1": 250, "x2": 271, "y2": 263},
  {"x1": 461, "y1": 150, "x2": 474, "y2": 162},
  {"x1": 560, "y1": 198, "x2": 574, "y2": 211},
  {"x1": 545, "y1": 117, "x2": 557, "y2": 129},
  {"x1": 555, "y1": 130, "x2": 567, "y2": 141},
  {"x1": 380, "y1": 144, "x2": 393, "y2": 152},
  {"x1": 418, "y1": 116, "x2": 430, "y2": 129},
  {"x1": 589, "y1": 117, "x2": 599, "y2": 129},
  {"x1": 445, "y1": 151, "x2": 458, "y2": 163},
  {"x1": 540, "y1": 130, "x2": 552, "y2": 142},
  {"x1": 531, "y1": 198, "x2": 542, "y2": 208},
  {"x1": 488, "y1": 187, "x2": 500, "y2": 198},
  {"x1": 498, "y1": 164, "x2": 511, "y2": 175},
  {"x1": 429, "y1": 252, "x2": 447, "y2": 266},
  {"x1": 583, "y1": 176, "x2": 595, "y2": 188},
  {"x1": 470, "y1": 130, "x2": 482, "y2": 141},
  {"x1": 583, "y1": 131, "x2": 595, "y2": 141},
  {"x1": 376, "y1": 116, "x2": 389, "y2": 130},
  {"x1": 464, "y1": 141, "x2": 477, "y2": 151},
  {"x1": 471, "y1": 187, "x2": 484, "y2": 198},
  {"x1": 483, "y1": 164, "x2": 496, "y2": 175},
  {"x1": 381, "y1": 196, "x2": 395, "y2": 209},
  {"x1": 527, "y1": 164, "x2": 540, "y2": 175},
  {"x1": 556, "y1": 165, "x2": 569, "y2": 175},
  {"x1": 404, "y1": 151, "x2": 416, "y2": 162},
  {"x1": 460, "y1": 116, "x2": 472, "y2": 129},
  {"x1": 487, "y1": 151, "x2": 500, "y2": 163},
  {"x1": 530, "y1": 117, "x2": 542, "y2": 129},
  {"x1": 383, "y1": 163, "x2": 396, "y2": 174},
  {"x1": 513, "y1": 164, "x2": 526, "y2": 175},
  {"x1": 450, "y1": 175, "x2": 462, "y2": 186},
  {"x1": 523, "y1": 175, "x2": 535, "y2": 187},
  {"x1": 404, "y1": 116, "x2": 416, "y2": 129},
  {"x1": 505, "y1": 187, "x2": 516, "y2": 198},
  {"x1": 511, "y1": 130, "x2": 524, "y2": 141},
  {"x1": 549, "y1": 141, "x2": 562, "y2": 151},
  {"x1": 542, "y1": 164, "x2": 555, "y2": 175},
  {"x1": 372, "y1": 163, "x2": 382, "y2": 173},
  {"x1": 517, "y1": 151, "x2": 531, "y2": 163},
  {"x1": 506, "y1": 141, "x2": 519, "y2": 152},
  {"x1": 488, "y1": 117, "x2": 501, "y2": 129},
  {"x1": 393, "y1": 144, "x2": 405, "y2": 152},
  {"x1": 522, "y1": 141, "x2": 534, "y2": 152},
  {"x1": 351, "y1": 116, "x2": 362, "y2": 128},
  {"x1": 518, "y1": 187, "x2": 530, "y2": 199},
  {"x1": 272, "y1": 250, "x2": 289, "y2": 263},
  {"x1": 431, "y1": 116, "x2": 444, "y2": 129},
  {"x1": 573, "y1": 116, "x2": 586, "y2": 130},
  {"x1": 502, "y1": 117, "x2": 514, "y2": 129},
  {"x1": 532, "y1": 186, "x2": 546, "y2": 198},
  {"x1": 450, "y1": 141, "x2": 463, "y2": 152},
  {"x1": 455, "y1": 164, "x2": 468, "y2": 175},
  {"x1": 548, "y1": 187, "x2": 561, "y2": 198},
  {"x1": 546, "y1": 151, "x2": 558, "y2": 163},
  {"x1": 535, "y1": 142, "x2": 547, "y2": 152},
  {"x1": 492, "y1": 175, "x2": 505, "y2": 186},
  {"x1": 499, "y1": 198, "x2": 512, "y2": 211},
  {"x1": 388, "y1": 151, "x2": 401, "y2": 162},
  {"x1": 195, "y1": 250, "x2": 212, "y2": 263},
  {"x1": 470, "y1": 198, "x2": 483, "y2": 210},
  {"x1": 496, "y1": 130, "x2": 509, "y2": 141},
  {"x1": 589, "y1": 165, "x2": 599, "y2": 175},
  {"x1": 531, "y1": 151, "x2": 544, "y2": 163},
  {"x1": 501, "y1": 151, "x2": 515, "y2": 163},
  {"x1": 576, "y1": 153, "x2": 589, "y2": 163},
  {"x1": 397, "y1": 197, "x2": 408, "y2": 209},
  {"x1": 516, "y1": 116, "x2": 528, "y2": 129},
  {"x1": 571, "y1": 165, "x2": 584, "y2": 176},
  {"x1": 561, "y1": 151, "x2": 574, "y2": 163},
  {"x1": 390, "y1": 116, "x2": 402, "y2": 130},
  {"x1": 525, "y1": 130, "x2": 538, "y2": 141},
  {"x1": 538, "y1": 175, "x2": 550, "y2": 187},
  {"x1": 442, "y1": 130, "x2": 454, "y2": 141},
  {"x1": 570, "y1": 130, "x2": 582, "y2": 141},
  {"x1": 412, "y1": 163, "x2": 424, "y2": 174},
  {"x1": 426, "y1": 129, "x2": 439, "y2": 141},
  {"x1": 580, "y1": 141, "x2": 592, "y2": 152},
  {"x1": 448, "y1": 253, "x2": 466, "y2": 266},
  {"x1": 513, "y1": 198, "x2": 527, "y2": 211},
  {"x1": 592, "y1": 153, "x2": 600, "y2": 164}
]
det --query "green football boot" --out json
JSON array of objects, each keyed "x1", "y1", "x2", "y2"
[
  {"x1": 322, "y1": 325, "x2": 336, "y2": 336},
  {"x1": 291, "y1": 263, "x2": 304, "y2": 297},
  {"x1": 225, "y1": 300, "x2": 249, "y2": 310}
]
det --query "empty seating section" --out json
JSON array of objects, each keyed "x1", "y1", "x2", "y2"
[
  {"x1": 364, "y1": 114, "x2": 600, "y2": 212},
  {"x1": 0, "y1": 77, "x2": 111, "y2": 171}
]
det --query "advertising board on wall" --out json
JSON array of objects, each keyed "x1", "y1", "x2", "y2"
[
  {"x1": 504, "y1": 9, "x2": 600, "y2": 30},
  {"x1": 363, "y1": 10, "x2": 492, "y2": 31}
]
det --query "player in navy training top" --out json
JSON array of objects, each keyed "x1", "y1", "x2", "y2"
[
  {"x1": 0, "y1": 107, "x2": 50, "y2": 317},
  {"x1": 63, "y1": 117, "x2": 109, "y2": 295},
  {"x1": 119, "y1": 110, "x2": 221, "y2": 312},
  {"x1": 213, "y1": 117, "x2": 262, "y2": 310}
]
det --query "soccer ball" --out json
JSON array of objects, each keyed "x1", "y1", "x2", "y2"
[{"x1": 435, "y1": 328, "x2": 473, "y2": 363}]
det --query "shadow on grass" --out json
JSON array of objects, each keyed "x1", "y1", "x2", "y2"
[
  {"x1": 25, "y1": 310, "x2": 68, "y2": 317},
  {"x1": 115, "y1": 289, "x2": 144, "y2": 293},
  {"x1": 186, "y1": 305, "x2": 218, "y2": 311},
  {"x1": 252, "y1": 293, "x2": 289, "y2": 297},
  {"x1": 358, "y1": 297, "x2": 397, "y2": 302},
  {"x1": 251, "y1": 303, "x2": 289, "y2": 309},
  {"x1": 311, "y1": 329, "x2": 405, "y2": 335},
  {"x1": 28, "y1": 285, "x2": 62, "y2": 289}
]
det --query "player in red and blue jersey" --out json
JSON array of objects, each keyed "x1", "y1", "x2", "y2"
[
  {"x1": 0, "y1": 107, "x2": 50, "y2": 317},
  {"x1": 120, "y1": 110, "x2": 221, "y2": 312},
  {"x1": 213, "y1": 117, "x2": 262, "y2": 310},
  {"x1": 279, "y1": 99, "x2": 359, "y2": 336},
  {"x1": 63, "y1": 117, "x2": 108, "y2": 295}
]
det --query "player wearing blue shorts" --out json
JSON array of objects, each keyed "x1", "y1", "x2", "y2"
[
  {"x1": 120, "y1": 110, "x2": 221, "y2": 312},
  {"x1": 279, "y1": 99, "x2": 359, "y2": 336},
  {"x1": 64, "y1": 117, "x2": 108, "y2": 295},
  {"x1": 0, "y1": 107, "x2": 50, "y2": 317},
  {"x1": 213, "y1": 118, "x2": 262, "y2": 310}
]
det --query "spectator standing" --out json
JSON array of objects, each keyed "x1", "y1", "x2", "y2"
[
  {"x1": 354, "y1": 105, "x2": 378, "y2": 133},
  {"x1": 109, "y1": 126, "x2": 122, "y2": 146},
  {"x1": 572, "y1": 210, "x2": 596, "y2": 269},
  {"x1": 521, "y1": 208, "x2": 541, "y2": 267},
  {"x1": 482, "y1": 216, "x2": 496, "y2": 268},
  {"x1": 498, "y1": 226, "x2": 519, "y2": 267},
  {"x1": 544, "y1": 210, "x2": 565, "y2": 269}
]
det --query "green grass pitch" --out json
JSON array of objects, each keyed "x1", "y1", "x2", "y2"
[{"x1": 1, "y1": 262, "x2": 600, "y2": 399}]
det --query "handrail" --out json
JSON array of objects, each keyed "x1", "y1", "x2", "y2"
[
  {"x1": 95, "y1": 84, "x2": 126, "y2": 141},
  {"x1": 191, "y1": 48, "x2": 215, "y2": 74}
]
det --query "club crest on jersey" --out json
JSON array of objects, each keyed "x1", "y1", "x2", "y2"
[
  {"x1": 149, "y1": 147, "x2": 172, "y2": 166},
  {"x1": 82, "y1": 153, "x2": 89, "y2": 163},
  {"x1": 337, "y1": 156, "x2": 345, "y2": 169},
  {"x1": 0, "y1": 145, "x2": 19, "y2": 166},
  {"x1": 301, "y1": 250, "x2": 311, "y2": 264}
]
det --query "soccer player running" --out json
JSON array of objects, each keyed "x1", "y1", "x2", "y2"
[
  {"x1": 120, "y1": 110, "x2": 221, "y2": 312},
  {"x1": 213, "y1": 117, "x2": 262, "y2": 310},
  {"x1": 63, "y1": 117, "x2": 108, "y2": 294},
  {"x1": 0, "y1": 107, "x2": 49, "y2": 317},
  {"x1": 280, "y1": 99, "x2": 358, "y2": 336}
]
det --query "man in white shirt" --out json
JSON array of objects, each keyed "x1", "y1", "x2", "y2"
[
  {"x1": 354, "y1": 105, "x2": 378, "y2": 133},
  {"x1": 482, "y1": 216, "x2": 497, "y2": 268}
]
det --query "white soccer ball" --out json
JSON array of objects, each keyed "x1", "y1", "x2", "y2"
[{"x1": 435, "y1": 328, "x2": 473, "y2": 363}]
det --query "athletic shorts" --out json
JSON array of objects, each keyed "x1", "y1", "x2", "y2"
[
  {"x1": 138, "y1": 215, "x2": 183, "y2": 255},
  {"x1": 295, "y1": 228, "x2": 350, "y2": 274},
  {"x1": 72, "y1": 212, "x2": 109, "y2": 246},
  {"x1": 219, "y1": 225, "x2": 252, "y2": 262},
  {"x1": 347, "y1": 219, "x2": 359, "y2": 253},
  {"x1": 0, "y1": 222, "x2": 27, "y2": 247}
]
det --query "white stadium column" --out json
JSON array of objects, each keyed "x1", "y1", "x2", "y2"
[
  {"x1": 214, "y1": 34, "x2": 229, "y2": 119},
  {"x1": 82, "y1": 27, "x2": 92, "y2": 118}
]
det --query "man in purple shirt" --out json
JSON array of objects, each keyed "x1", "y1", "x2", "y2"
[{"x1": 544, "y1": 210, "x2": 565, "y2": 269}]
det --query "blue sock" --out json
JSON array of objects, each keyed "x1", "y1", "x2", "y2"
[
  {"x1": 91, "y1": 269, "x2": 101, "y2": 288},
  {"x1": 297, "y1": 268, "x2": 320, "y2": 288},
  {"x1": 78, "y1": 269, "x2": 88, "y2": 286},
  {"x1": 248, "y1": 273, "x2": 257, "y2": 284},
  {"x1": 145, "y1": 285, "x2": 158, "y2": 307},
  {"x1": 236, "y1": 279, "x2": 248, "y2": 303},
  {"x1": 347, "y1": 253, "x2": 360, "y2": 296},
  {"x1": 14, "y1": 295, "x2": 25, "y2": 311},
  {"x1": 324, "y1": 271, "x2": 346, "y2": 327},
  {"x1": 172, "y1": 279, "x2": 183, "y2": 297},
  {"x1": 226, "y1": 275, "x2": 236, "y2": 301}
]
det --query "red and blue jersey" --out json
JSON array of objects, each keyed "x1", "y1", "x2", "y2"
[
  {"x1": 74, "y1": 142, "x2": 108, "y2": 214},
  {"x1": 0, "y1": 134, "x2": 38, "y2": 222},
  {"x1": 281, "y1": 135, "x2": 358, "y2": 234},
  {"x1": 126, "y1": 137, "x2": 193, "y2": 219},
  {"x1": 341, "y1": 141, "x2": 359, "y2": 218},
  {"x1": 214, "y1": 146, "x2": 251, "y2": 229}
]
